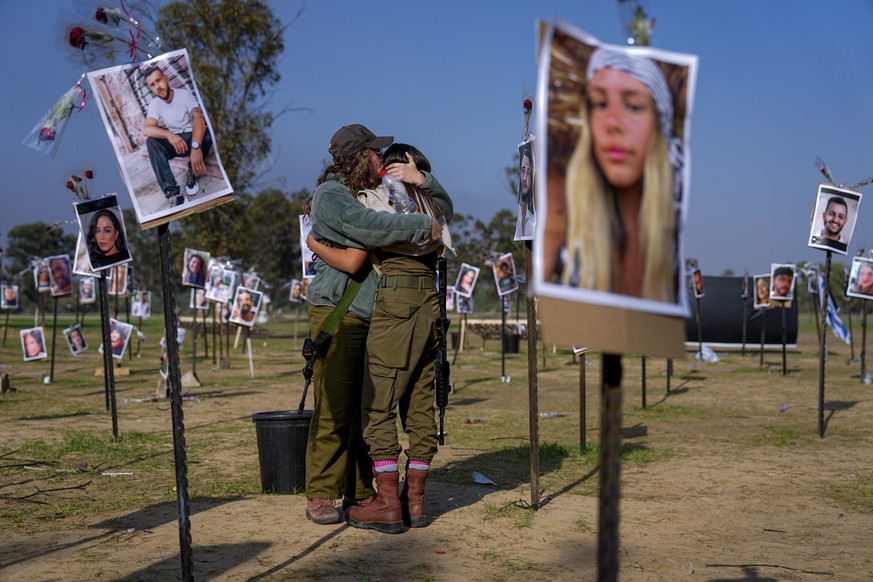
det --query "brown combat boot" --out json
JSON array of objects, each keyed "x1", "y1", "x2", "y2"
[
  {"x1": 400, "y1": 468, "x2": 429, "y2": 528},
  {"x1": 345, "y1": 471, "x2": 404, "y2": 534}
]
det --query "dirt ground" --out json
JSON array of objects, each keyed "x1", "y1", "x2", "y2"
[{"x1": 1, "y1": 315, "x2": 871, "y2": 581}]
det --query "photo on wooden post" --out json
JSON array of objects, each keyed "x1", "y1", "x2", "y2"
[
  {"x1": 753, "y1": 274, "x2": 771, "y2": 309},
  {"x1": 846, "y1": 256, "x2": 873, "y2": 300},
  {"x1": 98, "y1": 318, "x2": 134, "y2": 360},
  {"x1": 288, "y1": 278, "x2": 304, "y2": 304},
  {"x1": 20, "y1": 327, "x2": 48, "y2": 361},
  {"x1": 131, "y1": 290, "x2": 152, "y2": 318},
  {"x1": 229, "y1": 286, "x2": 262, "y2": 328},
  {"x1": 63, "y1": 324, "x2": 89, "y2": 356},
  {"x1": 769, "y1": 264, "x2": 796, "y2": 301},
  {"x1": 182, "y1": 248, "x2": 210, "y2": 288},
  {"x1": 514, "y1": 138, "x2": 536, "y2": 241},
  {"x1": 86, "y1": 48, "x2": 234, "y2": 229},
  {"x1": 79, "y1": 277, "x2": 97, "y2": 304},
  {"x1": 47, "y1": 255, "x2": 73, "y2": 297},
  {"x1": 808, "y1": 184, "x2": 862, "y2": 255},
  {"x1": 454, "y1": 263, "x2": 480, "y2": 298},
  {"x1": 1, "y1": 284, "x2": 19, "y2": 310},
  {"x1": 73, "y1": 194, "x2": 133, "y2": 272},
  {"x1": 190, "y1": 288, "x2": 209, "y2": 310},
  {"x1": 33, "y1": 259, "x2": 51, "y2": 293},
  {"x1": 493, "y1": 253, "x2": 519, "y2": 296},
  {"x1": 531, "y1": 19, "x2": 698, "y2": 357}
]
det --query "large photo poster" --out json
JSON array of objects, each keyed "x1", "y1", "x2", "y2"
[
  {"x1": 531, "y1": 20, "x2": 697, "y2": 356},
  {"x1": 87, "y1": 48, "x2": 233, "y2": 229},
  {"x1": 534, "y1": 21, "x2": 697, "y2": 317}
]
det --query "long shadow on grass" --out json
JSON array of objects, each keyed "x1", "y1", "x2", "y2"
[
  {"x1": 114, "y1": 541, "x2": 273, "y2": 581},
  {"x1": 823, "y1": 400, "x2": 858, "y2": 433},
  {"x1": 0, "y1": 498, "x2": 242, "y2": 571},
  {"x1": 17, "y1": 410, "x2": 96, "y2": 421}
]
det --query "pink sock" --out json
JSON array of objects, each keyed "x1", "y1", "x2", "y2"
[
  {"x1": 374, "y1": 460, "x2": 398, "y2": 473},
  {"x1": 409, "y1": 460, "x2": 430, "y2": 472}
]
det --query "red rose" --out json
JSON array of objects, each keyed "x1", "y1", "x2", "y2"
[
  {"x1": 85, "y1": 170, "x2": 94, "y2": 179},
  {"x1": 69, "y1": 27, "x2": 88, "y2": 50},
  {"x1": 95, "y1": 8, "x2": 107, "y2": 24},
  {"x1": 72, "y1": 175, "x2": 82, "y2": 183},
  {"x1": 39, "y1": 127, "x2": 56, "y2": 141},
  {"x1": 523, "y1": 99, "x2": 533, "y2": 109},
  {"x1": 66, "y1": 181, "x2": 75, "y2": 191}
]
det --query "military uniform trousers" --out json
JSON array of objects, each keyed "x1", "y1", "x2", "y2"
[
  {"x1": 304, "y1": 305, "x2": 375, "y2": 500},
  {"x1": 363, "y1": 278, "x2": 440, "y2": 463}
]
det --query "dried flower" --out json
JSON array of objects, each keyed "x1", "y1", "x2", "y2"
[
  {"x1": 94, "y1": 6, "x2": 125, "y2": 27},
  {"x1": 72, "y1": 175, "x2": 82, "y2": 183}
]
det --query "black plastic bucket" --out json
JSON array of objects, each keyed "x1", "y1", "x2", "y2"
[
  {"x1": 251, "y1": 410, "x2": 312, "y2": 494},
  {"x1": 503, "y1": 334, "x2": 520, "y2": 354}
]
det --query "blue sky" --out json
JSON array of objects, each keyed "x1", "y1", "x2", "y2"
[{"x1": 2, "y1": 0, "x2": 873, "y2": 277}]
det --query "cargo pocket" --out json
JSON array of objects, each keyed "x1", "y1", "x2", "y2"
[{"x1": 368, "y1": 293, "x2": 420, "y2": 369}]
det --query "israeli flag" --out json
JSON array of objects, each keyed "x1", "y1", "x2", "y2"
[{"x1": 818, "y1": 275, "x2": 851, "y2": 344}]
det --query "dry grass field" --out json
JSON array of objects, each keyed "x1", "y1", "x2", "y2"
[{"x1": 0, "y1": 310, "x2": 871, "y2": 581}]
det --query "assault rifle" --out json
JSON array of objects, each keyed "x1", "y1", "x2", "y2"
[{"x1": 435, "y1": 257, "x2": 451, "y2": 444}]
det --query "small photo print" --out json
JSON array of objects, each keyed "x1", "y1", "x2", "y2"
[
  {"x1": 190, "y1": 287, "x2": 209, "y2": 310},
  {"x1": 288, "y1": 278, "x2": 305, "y2": 304},
  {"x1": 1, "y1": 284, "x2": 19, "y2": 310},
  {"x1": 229, "y1": 286, "x2": 262, "y2": 328},
  {"x1": 242, "y1": 272, "x2": 261, "y2": 291},
  {"x1": 33, "y1": 259, "x2": 51, "y2": 292},
  {"x1": 20, "y1": 327, "x2": 48, "y2": 361},
  {"x1": 99, "y1": 318, "x2": 134, "y2": 360},
  {"x1": 454, "y1": 263, "x2": 480, "y2": 298},
  {"x1": 806, "y1": 266, "x2": 819, "y2": 294},
  {"x1": 302, "y1": 276, "x2": 313, "y2": 301},
  {"x1": 514, "y1": 138, "x2": 536, "y2": 241},
  {"x1": 79, "y1": 277, "x2": 97, "y2": 304},
  {"x1": 691, "y1": 269, "x2": 704, "y2": 299},
  {"x1": 131, "y1": 290, "x2": 152, "y2": 318},
  {"x1": 456, "y1": 294, "x2": 473, "y2": 314},
  {"x1": 182, "y1": 248, "x2": 210, "y2": 288},
  {"x1": 445, "y1": 285, "x2": 455, "y2": 312},
  {"x1": 808, "y1": 184, "x2": 862, "y2": 255},
  {"x1": 73, "y1": 194, "x2": 133, "y2": 271},
  {"x1": 300, "y1": 215, "x2": 318, "y2": 277},
  {"x1": 108, "y1": 264, "x2": 128, "y2": 296},
  {"x1": 47, "y1": 254, "x2": 73, "y2": 297},
  {"x1": 493, "y1": 253, "x2": 519, "y2": 296},
  {"x1": 206, "y1": 260, "x2": 237, "y2": 305},
  {"x1": 847, "y1": 257, "x2": 873, "y2": 300},
  {"x1": 86, "y1": 48, "x2": 234, "y2": 229},
  {"x1": 753, "y1": 274, "x2": 771, "y2": 309},
  {"x1": 769, "y1": 264, "x2": 796, "y2": 301},
  {"x1": 63, "y1": 324, "x2": 89, "y2": 356}
]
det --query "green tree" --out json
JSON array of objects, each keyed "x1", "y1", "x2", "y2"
[{"x1": 156, "y1": 0, "x2": 302, "y2": 254}]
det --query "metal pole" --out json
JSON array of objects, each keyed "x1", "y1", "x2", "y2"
[
  {"x1": 97, "y1": 271, "x2": 118, "y2": 437},
  {"x1": 579, "y1": 353, "x2": 587, "y2": 452},
  {"x1": 157, "y1": 224, "x2": 194, "y2": 580},
  {"x1": 500, "y1": 299, "x2": 507, "y2": 382},
  {"x1": 598, "y1": 353, "x2": 623, "y2": 581},
  {"x1": 640, "y1": 355, "x2": 647, "y2": 409},
  {"x1": 760, "y1": 310, "x2": 766, "y2": 367},
  {"x1": 781, "y1": 305, "x2": 788, "y2": 376},
  {"x1": 525, "y1": 244, "x2": 539, "y2": 508},
  {"x1": 861, "y1": 304, "x2": 867, "y2": 381},
  {"x1": 49, "y1": 297, "x2": 59, "y2": 383},
  {"x1": 818, "y1": 252, "x2": 831, "y2": 438}
]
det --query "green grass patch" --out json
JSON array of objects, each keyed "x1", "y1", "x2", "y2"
[{"x1": 823, "y1": 474, "x2": 873, "y2": 513}]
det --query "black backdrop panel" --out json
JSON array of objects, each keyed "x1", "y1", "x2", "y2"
[{"x1": 684, "y1": 275, "x2": 798, "y2": 346}]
